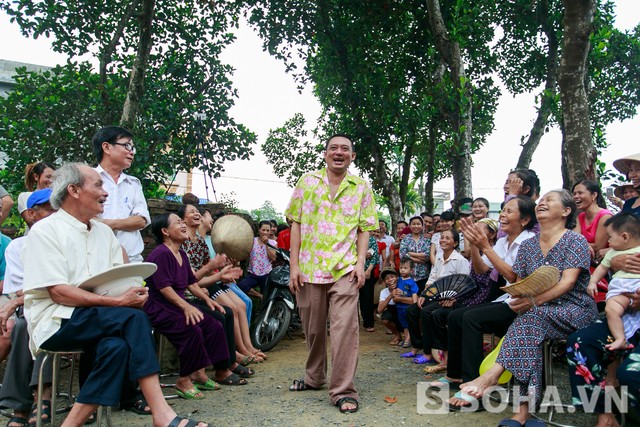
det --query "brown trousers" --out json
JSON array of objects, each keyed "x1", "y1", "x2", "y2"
[{"x1": 297, "y1": 273, "x2": 360, "y2": 404}]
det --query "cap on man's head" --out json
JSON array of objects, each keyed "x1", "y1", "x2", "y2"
[
  {"x1": 27, "y1": 188, "x2": 52, "y2": 209},
  {"x1": 380, "y1": 266, "x2": 397, "y2": 281}
]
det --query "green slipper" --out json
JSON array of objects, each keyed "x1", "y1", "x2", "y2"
[
  {"x1": 175, "y1": 386, "x2": 205, "y2": 400},
  {"x1": 193, "y1": 378, "x2": 220, "y2": 391}
]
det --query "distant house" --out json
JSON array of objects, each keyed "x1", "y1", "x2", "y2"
[{"x1": 0, "y1": 59, "x2": 50, "y2": 97}]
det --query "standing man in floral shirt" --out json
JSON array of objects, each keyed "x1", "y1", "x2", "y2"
[{"x1": 285, "y1": 134, "x2": 378, "y2": 414}]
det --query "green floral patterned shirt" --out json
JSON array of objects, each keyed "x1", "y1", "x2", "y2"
[{"x1": 285, "y1": 168, "x2": 378, "y2": 284}]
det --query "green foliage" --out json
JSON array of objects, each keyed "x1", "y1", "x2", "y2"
[
  {"x1": 249, "y1": 200, "x2": 285, "y2": 223},
  {"x1": 0, "y1": 0, "x2": 256, "y2": 196},
  {"x1": 262, "y1": 113, "x2": 323, "y2": 186}
]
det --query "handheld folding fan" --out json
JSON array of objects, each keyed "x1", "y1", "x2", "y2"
[{"x1": 422, "y1": 274, "x2": 476, "y2": 301}]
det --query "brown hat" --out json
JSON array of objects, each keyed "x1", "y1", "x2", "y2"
[
  {"x1": 211, "y1": 215, "x2": 254, "y2": 261},
  {"x1": 613, "y1": 182, "x2": 637, "y2": 200},
  {"x1": 380, "y1": 266, "x2": 397, "y2": 280},
  {"x1": 613, "y1": 152, "x2": 640, "y2": 177}
]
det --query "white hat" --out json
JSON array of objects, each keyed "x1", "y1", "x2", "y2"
[
  {"x1": 78, "y1": 262, "x2": 157, "y2": 297},
  {"x1": 613, "y1": 152, "x2": 640, "y2": 177}
]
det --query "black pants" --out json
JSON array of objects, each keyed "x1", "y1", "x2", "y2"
[
  {"x1": 195, "y1": 302, "x2": 235, "y2": 369},
  {"x1": 359, "y1": 275, "x2": 377, "y2": 328},
  {"x1": 406, "y1": 300, "x2": 462, "y2": 353},
  {"x1": 446, "y1": 302, "x2": 516, "y2": 382}
]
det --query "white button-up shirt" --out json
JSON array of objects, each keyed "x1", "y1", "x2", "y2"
[
  {"x1": 95, "y1": 165, "x2": 150, "y2": 262},
  {"x1": 23, "y1": 209, "x2": 124, "y2": 355}
]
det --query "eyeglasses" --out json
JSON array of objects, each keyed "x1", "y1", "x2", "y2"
[{"x1": 111, "y1": 141, "x2": 136, "y2": 154}]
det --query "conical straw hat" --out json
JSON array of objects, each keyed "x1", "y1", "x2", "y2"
[
  {"x1": 500, "y1": 265, "x2": 560, "y2": 297},
  {"x1": 211, "y1": 215, "x2": 254, "y2": 261},
  {"x1": 613, "y1": 152, "x2": 640, "y2": 177}
]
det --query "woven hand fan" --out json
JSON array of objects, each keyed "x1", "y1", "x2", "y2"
[
  {"x1": 500, "y1": 265, "x2": 560, "y2": 297},
  {"x1": 422, "y1": 274, "x2": 476, "y2": 301}
]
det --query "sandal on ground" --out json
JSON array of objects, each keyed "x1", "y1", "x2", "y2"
[
  {"x1": 365, "y1": 327, "x2": 375, "y2": 332},
  {"x1": 232, "y1": 364, "x2": 255, "y2": 378},
  {"x1": 7, "y1": 417, "x2": 27, "y2": 427},
  {"x1": 449, "y1": 390, "x2": 485, "y2": 412},
  {"x1": 400, "y1": 351, "x2": 417, "y2": 358},
  {"x1": 497, "y1": 418, "x2": 524, "y2": 427},
  {"x1": 423, "y1": 364, "x2": 447, "y2": 374},
  {"x1": 193, "y1": 378, "x2": 220, "y2": 391},
  {"x1": 427, "y1": 377, "x2": 460, "y2": 390},
  {"x1": 84, "y1": 411, "x2": 97, "y2": 425},
  {"x1": 120, "y1": 398, "x2": 152, "y2": 415},
  {"x1": 238, "y1": 355, "x2": 256, "y2": 366},
  {"x1": 413, "y1": 354, "x2": 433, "y2": 364},
  {"x1": 389, "y1": 338, "x2": 401, "y2": 346},
  {"x1": 28, "y1": 399, "x2": 51, "y2": 426},
  {"x1": 289, "y1": 379, "x2": 320, "y2": 391},
  {"x1": 335, "y1": 397, "x2": 359, "y2": 413},
  {"x1": 167, "y1": 415, "x2": 208, "y2": 427},
  {"x1": 402, "y1": 341, "x2": 412, "y2": 348},
  {"x1": 175, "y1": 386, "x2": 205, "y2": 400},
  {"x1": 216, "y1": 373, "x2": 248, "y2": 386}
]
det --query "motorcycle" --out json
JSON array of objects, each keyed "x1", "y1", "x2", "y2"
[{"x1": 250, "y1": 243, "x2": 298, "y2": 351}]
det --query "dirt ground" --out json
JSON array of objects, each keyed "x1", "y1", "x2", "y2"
[{"x1": 31, "y1": 324, "x2": 608, "y2": 427}]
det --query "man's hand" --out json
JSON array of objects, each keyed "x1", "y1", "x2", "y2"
[
  {"x1": 439, "y1": 299, "x2": 455, "y2": 308},
  {"x1": 417, "y1": 296, "x2": 425, "y2": 309},
  {"x1": 116, "y1": 287, "x2": 149, "y2": 308},
  {"x1": 0, "y1": 299, "x2": 20, "y2": 333},
  {"x1": 349, "y1": 263, "x2": 366, "y2": 288},
  {"x1": 611, "y1": 253, "x2": 640, "y2": 275},
  {"x1": 289, "y1": 265, "x2": 305, "y2": 294}
]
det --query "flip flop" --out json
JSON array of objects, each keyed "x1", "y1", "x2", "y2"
[
  {"x1": 7, "y1": 417, "x2": 27, "y2": 427},
  {"x1": 449, "y1": 390, "x2": 485, "y2": 412},
  {"x1": 216, "y1": 372, "x2": 248, "y2": 386},
  {"x1": 167, "y1": 415, "x2": 209, "y2": 427},
  {"x1": 427, "y1": 377, "x2": 460, "y2": 390},
  {"x1": 497, "y1": 418, "x2": 524, "y2": 427},
  {"x1": 289, "y1": 379, "x2": 320, "y2": 391},
  {"x1": 423, "y1": 364, "x2": 447, "y2": 374},
  {"x1": 239, "y1": 355, "x2": 256, "y2": 366},
  {"x1": 335, "y1": 397, "x2": 359, "y2": 413},
  {"x1": 400, "y1": 351, "x2": 417, "y2": 358},
  {"x1": 413, "y1": 354, "x2": 434, "y2": 364},
  {"x1": 232, "y1": 364, "x2": 255, "y2": 378},
  {"x1": 193, "y1": 378, "x2": 220, "y2": 391},
  {"x1": 175, "y1": 386, "x2": 205, "y2": 400}
]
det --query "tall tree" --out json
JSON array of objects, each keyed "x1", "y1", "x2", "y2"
[
  {"x1": 558, "y1": 0, "x2": 597, "y2": 187},
  {"x1": 0, "y1": 0, "x2": 256, "y2": 195}
]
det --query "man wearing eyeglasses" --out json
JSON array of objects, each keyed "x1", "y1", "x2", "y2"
[{"x1": 92, "y1": 125, "x2": 150, "y2": 264}]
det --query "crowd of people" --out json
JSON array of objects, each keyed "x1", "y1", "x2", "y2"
[{"x1": 0, "y1": 126, "x2": 637, "y2": 426}]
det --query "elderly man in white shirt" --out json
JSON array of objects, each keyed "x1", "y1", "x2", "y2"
[
  {"x1": 22, "y1": 163, "x2": 208, "y2": 427},
  {"x1": 92, "y1": 126, "x2": 150, "y2": 263}
]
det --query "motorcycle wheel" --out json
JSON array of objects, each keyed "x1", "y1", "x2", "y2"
[{"x1": 251, "y1": 300, "x2": 292, "y2": 352}]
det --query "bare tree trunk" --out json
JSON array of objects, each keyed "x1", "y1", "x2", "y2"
[
  {"x1": 399, "y1": 139, "x2": 415, "y2": 209},
  {"x1": 426, "y1": 0, "x2": 473, "y2": 200},
  {"x1": 558, "y1": 0, "x2": 596, "y2": 188},
  {"x1": 99, "y1": 0, "x2": 141, "y2": 108},
  {"x1": 120, "y1": 0, "x2": 155, "y2": 130},
  {"x1": 424, "y1": 124, "x2": 437, "y2": 213},
  {"x1": 516, "y1": 0, "x2": 559, "y2": 169}
]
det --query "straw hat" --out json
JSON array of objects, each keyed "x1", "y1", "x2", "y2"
[
  {"x1": 500, "y1": 265, "x2": 560, "y2": 297},
  {"x1": 613, "y1": 182, "x2": 637, "y2": 200},
  {"x1": 211, "y1": 215, "x2": 254, "y2": 261},
  {"x1": 79, "y1": 262, "x2": 157, "y2": 297},
  {"x1": 613, "y1": 152, "x2": 640, "y2": 177}
]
